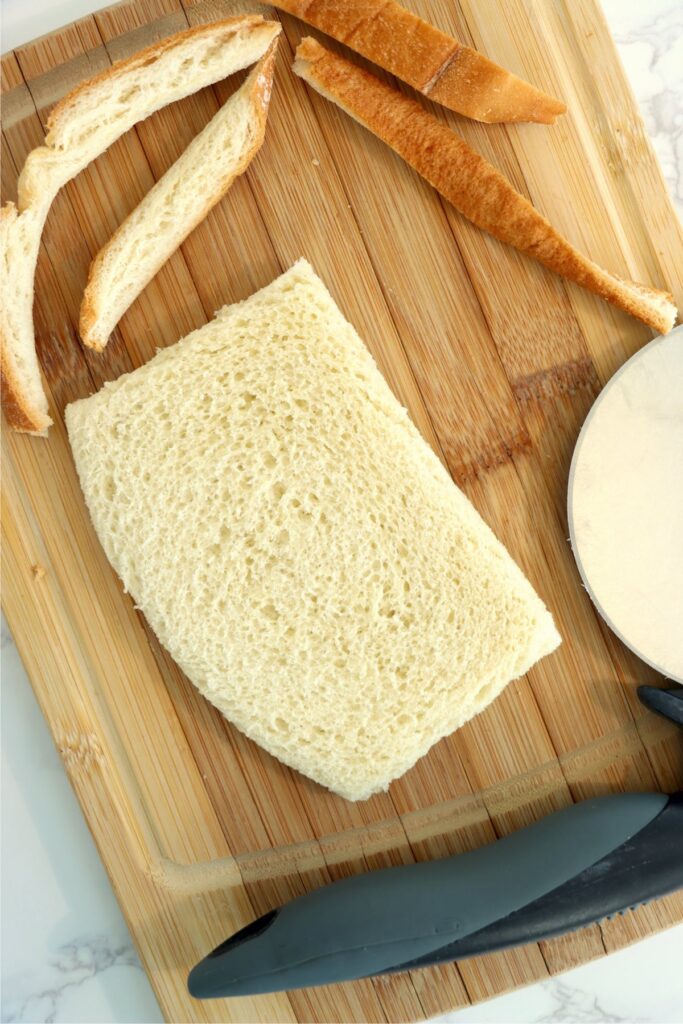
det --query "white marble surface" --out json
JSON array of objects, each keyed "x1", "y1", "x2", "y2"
[{"x1": 1, "y1": 0, "x2": 682, "y2": 1021}]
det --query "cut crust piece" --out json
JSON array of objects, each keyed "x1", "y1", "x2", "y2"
[
  {"x1": 1, "y1": 15, "x2": 280, "y2": 435},
  {"x1": 1, "y1": 204, "x2": 52, "y2": 434},
  {"x1": 294, "y1": 38, "x2": 677, "y2": 335},
  {"x1": 80, "y1": 43, "x2": 279, "y2": 352},
  {"x1": 273, "y1": 0, "x2": 566, "y2": 124}
]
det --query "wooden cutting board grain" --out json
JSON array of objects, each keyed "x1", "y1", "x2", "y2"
[{"x1": 2, "y1": 0, "x2": 683, "y2": 1020}]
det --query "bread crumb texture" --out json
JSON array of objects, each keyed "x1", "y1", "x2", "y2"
[{"x1": 66, "y1": 261, "x2": 560, "y2": 800}]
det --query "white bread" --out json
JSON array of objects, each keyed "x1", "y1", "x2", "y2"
[
  {"x1": 273, "y1": 0, "x2": 566, "y2": 124},
  {"x1": 80, "y1": 43, "x2": 279, "y2": 352},
  {"x1": 66, "y1": 260, "x2": 561, "y2": 801},
  {"x1": 1, "y1": 16, "x2": 280, "y2": 435},
  {"x1": 1, "y1": 204, "x2": 50, "y2": 433},
  {"x1": 294, "y1": 38, "x2": 677, "y2": 335}
]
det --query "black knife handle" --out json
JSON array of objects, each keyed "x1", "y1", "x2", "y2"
[
  {"x1": 384, "y1": 791, "x2": 683, "y2": 973},
  {"x1": 188, "y1": 791, "x2": 671, "y2": 998},
  {"x1": 638, "y1": 686, "x2": 683, "y2": 727}
]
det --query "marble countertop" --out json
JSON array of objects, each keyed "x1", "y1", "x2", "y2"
[{"x1": 1, "y1": 0, "x2": 682, "y2": 1021}]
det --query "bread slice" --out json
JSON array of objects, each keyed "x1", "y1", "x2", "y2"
[
  {"x1": 1, "y1": 16, "x2": 280, "y2": 435},
  {"x1": 272, "y1": 0, "x2": 566, "y2": 124},
  {"x1": 80, "y1": 43, "x2": 279, "y2": 352},
  {"x1": 294, "y1": 38, "x2": 677, "y2": 335},
  {"x1": 1, "y1": 204, "x2": 51, "y2": 433},
  {"x1": 66, "y1": 259, "x2": 561, "y2": 801}
]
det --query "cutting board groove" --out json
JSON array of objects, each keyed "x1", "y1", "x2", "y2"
[{"x1": 2, "y1": 1, "x2": 682, "y2": 1020}]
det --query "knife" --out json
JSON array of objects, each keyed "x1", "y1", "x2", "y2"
[{"x1": 188, "y1": 774, "x2": 683, "y2": 997}]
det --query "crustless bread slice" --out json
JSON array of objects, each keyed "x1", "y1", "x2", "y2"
[
  {"x1": 0, "y1": 16, "x2": 280, "y2": 435},
  {"x1": 80, "y1": 43, "x2": 279, "y2": 352},
  {"x1": 66, "y1": 260, "x2": 560, "y2": 801},
  {"x1": 294, "y1": 38, "x2": 677, "y2": 335},
  {"x1": 272, "y1": 0, "x2": 566, "y2": 123}
]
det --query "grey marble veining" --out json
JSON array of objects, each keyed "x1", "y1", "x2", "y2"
[
  {"x1": 607, "y1": 1, "x2": 683, "y2": 213},
  {"x1": 3, "y1": 938, "x2": 142, "y2": 1024}
]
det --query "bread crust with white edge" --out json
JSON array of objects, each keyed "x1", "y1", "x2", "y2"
[
  {"x1": 272, "y1": 0, "x2": 566, "y2": 124},
  {"x1": 294, "y1": 37, "x2": 677, "y2": 335},
  {"x1": 66, "y1": 259, "x2": 561, "y2": 802},
  {"x1": 1, "y1": 15, "x2": 280, "y2": 435},
  {"x1": 80, "y1": 42, "x2": 279, "y2": 352}
]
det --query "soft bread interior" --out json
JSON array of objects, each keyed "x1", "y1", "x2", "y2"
[
  {"x1": 80, "y1": 43, "x2": 278, "y2": 351},
  {"x1": 66, "y1": 260, "x2": 561, "y2": 801}
]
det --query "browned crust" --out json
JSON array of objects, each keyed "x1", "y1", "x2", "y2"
[
  {"x1": 275, "y1": 0, "x2": 566, "y2": 124},
  {"x1": 79, "y1": 40, "x2": 279, "y2": 351},
  {"x1": 77, "y1": 288, "x2": 102, "y2": 354},
  {"x1": 428, "y1": 44, "x2": 566, "y2": 124},
  {"x1": 1, "y1": 365, "x2": 51, "y2": 434},
  {"x1": 0, "y1": 335, "x2": 51, "y2": 434},
  {"x1": 45, "y1": 15, "x2": 267, "y2": 142},
  {"x1": 294, "y1": 38, "x2": 676, "y2": 334}
]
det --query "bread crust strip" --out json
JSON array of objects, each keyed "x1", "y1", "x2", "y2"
[
  {"x1": 274, "y1": 0, "x2": 566, "y2": 124},
  {"x1": 80, "y1": 42, "x2": 279, "y2": 352},
  {"x1": 1, "y1": 16, "x2": 279, "y2": 435},
  {"x1": 294, "y1": 37, "x2": 676, "y2": 335}
]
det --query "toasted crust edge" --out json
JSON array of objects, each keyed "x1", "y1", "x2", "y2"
[
  {"x1": 274, "y1": 0, "x2": 565, "y2": 124},
  {"x1": 0, "y1": 358, "x2": 52, "y2": 435},
  {"x1": 79, "y1": 40, "x2": 279, "y2": 352},
  {"x1": 0, "y1": 205, "x2": 52, "y2": 435},
  {"x1": 427, "y1": 45, "x2": 567, "y2": 125},
  {"x1": 294, "y1": 37, "x2": 676, "y2": 335}
]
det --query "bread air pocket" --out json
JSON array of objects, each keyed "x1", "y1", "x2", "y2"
[{"x1": 66, "y1": 260, "x2": 560, "y2": 801}]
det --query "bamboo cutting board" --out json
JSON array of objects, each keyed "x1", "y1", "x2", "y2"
[{"x1": 2, "y1": 0, "x2": 683, "y2": 1020}]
